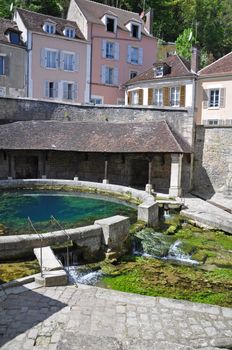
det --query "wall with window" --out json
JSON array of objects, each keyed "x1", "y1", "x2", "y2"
[
  {"x1": 126, "y1": 80, "x2": 194, "y2": 108},
  {"x1": 30, "y1": 33, "x2": 89, "y2": 103},
  {"x1": 0, "y1": 43, "x2": 27, "y2": 98},
  {"x1": 89, "y1": 23, "x2": 157, "y2": 105},
  {"x1": 196, "y1": 77, "x2": 232, "y2": 125}
]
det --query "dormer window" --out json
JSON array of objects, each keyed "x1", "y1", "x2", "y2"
[
  {"x1": 106, "y1": 17, "x2": 115, "y2": 32},
  {"x1": 126, "y1": 21, "x2": 141, "y2": 39},
  {"x1": 9, "y1": 31, "x2": 20, "y2": 44},
  {"x1": 43, "y1": 22, "x2": 56, "y2": 34},
  {"x1": 155, "y1": 66, "x2": 163, "y2": 77},
  {"x1": 131, "y1": 24, "x2": 139, "y2": 38},
  {"x1": 64, "y1": 27, "x2": 75, "y2": 38}
]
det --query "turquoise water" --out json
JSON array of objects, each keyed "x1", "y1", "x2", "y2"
[{"x1": 0, "y1": 192, "x2": 137, "y2": 235}]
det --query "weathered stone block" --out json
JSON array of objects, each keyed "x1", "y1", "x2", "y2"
[
  {"x1": 95, "y1": 215, "x2": 130, "y2": 250},
  {"x1": 138, "y1": 200, "x2": 159, "y2": 226}
]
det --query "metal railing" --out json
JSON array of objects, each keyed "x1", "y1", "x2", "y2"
[
  {"x1": 28, "y1": 217, "x2": 44, "y2": 277},
  {"x1": 50, "y1": 215, "x2": 71, "y2": 272}
]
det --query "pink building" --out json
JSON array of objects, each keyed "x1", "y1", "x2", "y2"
[
  {"x1": 67, "y1": 0, "x2": 157, "y2": 105},
  {"x1": 14, "y1": 8, "x2": 90, "y2": 103}
]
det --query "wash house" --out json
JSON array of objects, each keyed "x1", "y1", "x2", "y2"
[{"x1": 0, "y1": 120, "x2": 192, "y2": 196}]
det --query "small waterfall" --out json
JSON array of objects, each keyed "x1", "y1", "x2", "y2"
[
  {"x1": 165, "y1": 240, "x2": 198, "y2": 265},
  {"x1": 67, "y1": 266, "x2": 103, "y2": 285}
]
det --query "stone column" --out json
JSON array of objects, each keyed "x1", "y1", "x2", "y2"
[
  {"x1": 145, "y1": 156, "x2": 153, "y2": 194},
  {"x1": 103, "y1": 156, "x2": 109, "y2": 184},
  {"x1": 169, "y1": 153, "x2": 183, "y2": 197}
]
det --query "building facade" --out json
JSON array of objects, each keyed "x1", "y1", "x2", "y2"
[
  {"x1": 195, "y1": 52, "x2": 232, "y2": 126},
  {"x1": 125, "y1": 54, "x2": 196, "y2": 109},
  {"x1": 67, "y1": 0, "x2": 157, "y2": 105},
  {"x1": 14, "y1": 8, "x2": 90, "y2": 104},
  {"x1": 0, "y1": 18, "x2": 27, "y2": 98}
]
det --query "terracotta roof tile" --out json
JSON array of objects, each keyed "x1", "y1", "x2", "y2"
[
  {"x1": 0, "y1": 121, "x2": 191, "y2": 153},
  {"x1": 16, "y1": 8, "x2": 85, "y2": 40},
  {"x1": 199, "y1": 52, "x2": 232, "y2": 76},
  {"x1": 126, "y1": 54, "x2": 193, "y2": 85}
]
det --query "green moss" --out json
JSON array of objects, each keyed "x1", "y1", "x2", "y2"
[
  {"x1": 129, "y1": 221, "x2": 147, "y2": 235},
  {"x1": 0, "y1": 260, "x2": 40, "y2": 284},
  {"x1": 101, "y1": 256, "x2": 232, "y2": 307}
]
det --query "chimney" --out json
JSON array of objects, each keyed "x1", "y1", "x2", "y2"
[
  {"x1": 144, "y1": 8, "x2": 154, "y2": 35},
  {"x1": 191, "y1": 46, "x2": 200, "y2": 73}
]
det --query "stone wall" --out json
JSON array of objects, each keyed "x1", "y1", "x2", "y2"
[
  {"x1": 193, "y1": 126, "x2": 232, "y2": 195},
  {"x1": 0, "y1": 97, "x2": 194, "y2": 146}
]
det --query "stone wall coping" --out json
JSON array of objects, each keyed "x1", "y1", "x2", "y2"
[{"x1": 0, "y1": 179, "x2": 155, "y2": 205}]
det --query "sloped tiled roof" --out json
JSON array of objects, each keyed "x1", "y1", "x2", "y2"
[
  {"x1": 126, "y1": 54, "x2": 194, "y2": 85},
  {"x1": 0, "y1": 120, "x2": 191, "y2": 153},
  {"x1": 73, "y1": 0, "x2": 150, "y2": 37},
  {"x1": 199, "y1": 52, "x2": 232, "y2": 76},
  {"x1": 16, "y1": 8, "x2": 85, "y2": 40},
  {"x1": 0, "y1": 18, "x2": 22, "y2": 45}
]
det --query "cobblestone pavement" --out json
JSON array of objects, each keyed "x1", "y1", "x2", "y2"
[{"x1": 0, "y1": 284, "x2": 232, "y2": 350}]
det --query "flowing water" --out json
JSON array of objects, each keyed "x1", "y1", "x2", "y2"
[{"x1": 0, "y1": 191, "x2": 136, "y2": 234}]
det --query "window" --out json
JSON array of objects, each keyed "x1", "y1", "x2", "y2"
[
  {"x1": 106, "y1": 17, "x2": 115, "y2": 32},
  {"x1": 170, "y1": 87, "x2": 180, "y2": 107},
  {"x1": 63, "y1": 53, "x2": 75, "y2": 71},
  {"x1": 131, "y1": 24, "x2": 139, "y2": 38},
  {"x1": 106, "y1": 42, "x2": 114, "y2": 59},
  {"x1": 90, "y1": 97, "x2": 103, "y2": 105},
  {"x1": 209, "y1": 89, "x2": 219, "y2": 107},
  {"x1": 127, "y1": 46, "x2": 143, "y2": 65},
  {"x1": 45, "y1": 50, "x2": 58, "y2": 69},
  {"x1": 102, "y1": 40, "x2": 119, "y2": 60},
  {"x1": 101, "y1": 65, "x2": 118, "y2": 85},
  {"x1": 131, "y1": 90, "x2": 139, "y2": 105},
  {"x1": 130, "y1": 71, "x2": 137, "y2": 79},
  {"x1": 45, "y1": 81, "x2": 58, "y2": 99},
  {"x1": 105, "y1": 67, "x2": 114, "y2": 84},
  {"x1": 44, "y1": 23, "x2": 56, "y2": 34},
  {"x1": 0, "y1": 56, "x2": 5, "y2": 75},
  {"x1": 63, "y1": 82, "x2": 77, "y2": 100},
  {"x1": 64, "y1": 27, "x2": 75, "y2": 38},
  {"x1": 155, "y1": 66, "x2": 163, "y2": 77},
  {"x1": 153, "y1": 88, "x2": 163, "y2": 106},
  {"x1": 9, "y1": 31, "x2": 20, "y2": 45}
]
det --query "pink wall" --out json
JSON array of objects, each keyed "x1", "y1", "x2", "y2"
[
  {"x1": 31, "y1": 33, "x2": 89, "y2": 103},
  {"x1": 90, "y1": 23, "x2": 157, "y2": 104}
]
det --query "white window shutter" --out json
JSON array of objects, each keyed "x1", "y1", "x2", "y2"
[
  {"x1": 73, "y1": 83, "x2": 78, "y2": 100},
  {"x1": 44, "y1": 81, "x2": 49, "y2": 97},
  {"x1": 102, "y1": 39, "x2": 106, "y2": 58},
  {"x1": 41, "y1": 48, "x2": 46, "y2": 67},
  {"x1": 60, "y1": 51, "x2": 64, "y2": 70},
  {"x1": 63, "y1": 82, "x2": 68, "y2": 99},
  {"x1": 114, "y1": 66, "x2": 119, "y2": 85},
  {"x1": 115, "y1": 42, "x2": 119, "y2": 60},
  {"x1": 138, "y1": 48, "x2": 143, "y2": 65},
  {"x1": 101, "y1": 65, "x2": 106, "y2": 84},
  {"x1": 203, "y1": 89, "x2": 209, "y2": 109},
  {"x1": 220, "y1": 88, "x2": 225, "y2": 108},
  {"x1": 127, "y1": 45, "x2": 131, "y2": 63},
  {"x1": 54, "y1": 82, "x2": 59, "y2": 98},
  {"x1": 75, "y1": 54, "x2": 79, "y2": 71}
]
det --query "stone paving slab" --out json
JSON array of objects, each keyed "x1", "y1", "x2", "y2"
[
  {"x1": 181, "y1": 194, "x2": 232, "y2": 233},
  {"x1": 0, "y1": 284, "x2": 232, "y2": 350}
]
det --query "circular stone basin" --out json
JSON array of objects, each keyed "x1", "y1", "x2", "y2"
[{"x1": 0, "y1": 191, "x2": 137, "y2": 235}]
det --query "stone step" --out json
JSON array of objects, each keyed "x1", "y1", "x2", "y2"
[{"x1": 34, "y1": 246, "x2": 63, "y2": 271}]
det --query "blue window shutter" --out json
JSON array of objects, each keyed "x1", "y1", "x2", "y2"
[
  {"x1": 75, "y1": 54, "x2": 79, "y2": 71},
  {"x1": 44, "y1": 81, "x2": 49, "y2": 97},
  {"x1": 63, "y1": 82, "x2": 68, "y2": 99},
  {"x1": 73, "y1": 83, "x2": 78, "y2": 100},
  {"x1": 115, "y1": 42, "x2": 119, "y2": 60},
  {"x1": 138, "y1": 48, "x2": 143, "y2": 65},
  {"x1": 54, "y1": 82, "x2": 59, "y2": 98},
  {"x1": 127, "y1": 45, "x2": 131, "y2": 63},
  {"x1": 114, "y1": 66, "x2": 119, "y2": 85},
  {"x1": 101, "y1": 65, "x2": 106, "y2": 84},
  {"x1": 102, "y1": 39, "x2": 106, "y2": 58},
  {"x1": 41, "y1": 48, "x2": 46, "y2": 67},
  {"x1": 60, "y1": 51, "x2": 64, "y2": 70}
]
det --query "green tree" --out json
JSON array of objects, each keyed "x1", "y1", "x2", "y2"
[{"x1": 176, "y1": 28, "x2": 194, "y2": 60}]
